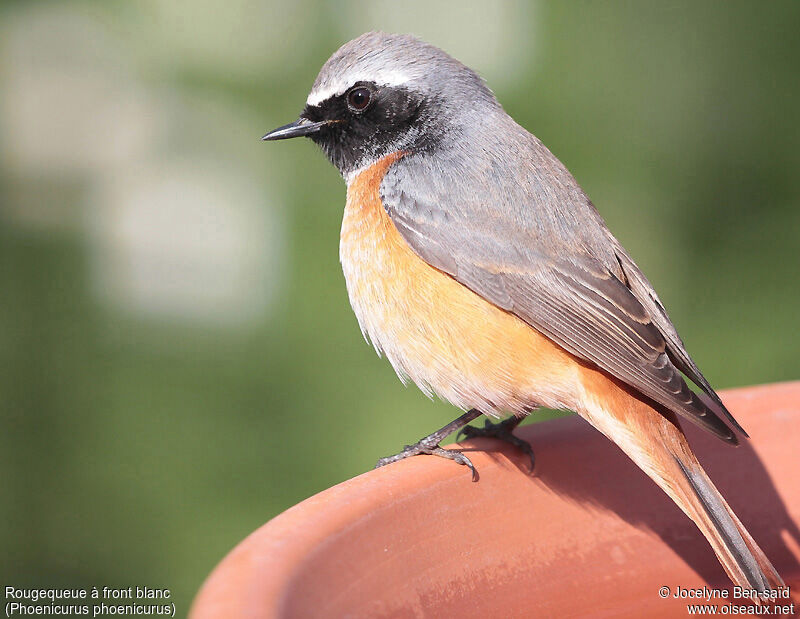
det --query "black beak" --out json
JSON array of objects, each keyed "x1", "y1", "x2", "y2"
[{"x1": 261, "y1": 118, "x2": 331, "y2": 141}]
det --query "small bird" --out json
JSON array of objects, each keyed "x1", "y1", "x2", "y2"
[{"x1": 263, "y1": 32, "x2": 783, "y2": 591}]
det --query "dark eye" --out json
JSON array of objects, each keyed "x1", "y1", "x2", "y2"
[{"x1": 347, "y1": 87, "x2": 372, "y2": 112}]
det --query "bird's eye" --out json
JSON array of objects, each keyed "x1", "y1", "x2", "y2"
[{"x1": 347, "y1": 87, "x2": 372, "y2": 112}]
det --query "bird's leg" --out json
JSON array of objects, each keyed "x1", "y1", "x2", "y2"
[
  {"x1": 375, "y1": 409, "x2": 483, "y2": 481},
  {"x1": 457, "y1": 415, "x2": 535, "y2": 472}
]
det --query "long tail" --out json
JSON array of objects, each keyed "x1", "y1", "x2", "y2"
[{"x1": 577, "y1": 368, "x2": 784, "y2": 591}]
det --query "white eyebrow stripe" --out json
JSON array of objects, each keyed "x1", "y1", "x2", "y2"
[
  {"x1": 306, "y1": 70, "x2": 412, "y2": 107},
  {"x1": 306, "y1": 86, "x2": 346, "y2": 107}
]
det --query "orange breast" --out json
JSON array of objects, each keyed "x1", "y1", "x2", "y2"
[{"x1": 340, "y1": 153, "x2": 580, "y2": 417}]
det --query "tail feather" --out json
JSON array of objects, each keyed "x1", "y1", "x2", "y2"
[
  {"x1": 675, "y1": 456, "x2": 784, "y2": 591},
  {"x1": 579, "y1": 372, "x2": 784, "y2": 591}
]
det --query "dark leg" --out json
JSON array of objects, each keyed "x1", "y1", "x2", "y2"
[
  {"x1": 375, "y1": 409, "x2": 483, "y2": 481},
  {"x1": 457, "y1": 415, "x2": 535, "y2": 472}
]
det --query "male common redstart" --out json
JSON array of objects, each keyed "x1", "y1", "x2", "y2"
[{"x1": 263, "y1": 32, "x2": 783, "y2": 591}]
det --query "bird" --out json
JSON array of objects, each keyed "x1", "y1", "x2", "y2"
[{"x1": 262, "y1": 31, "x2": 784, "y2": 592}]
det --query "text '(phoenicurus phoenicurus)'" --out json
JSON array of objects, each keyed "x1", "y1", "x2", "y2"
[{"x1": 263, "y1": 32, "x2": 784, "y2": 592}]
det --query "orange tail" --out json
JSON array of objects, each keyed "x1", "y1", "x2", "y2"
[{"x1": 578, "y1": 367, "x2": 784, "y2": 591}]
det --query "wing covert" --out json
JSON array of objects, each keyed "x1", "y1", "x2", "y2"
[{"x1": 381, "y1": 157, "x2": 739, "y2": 443}]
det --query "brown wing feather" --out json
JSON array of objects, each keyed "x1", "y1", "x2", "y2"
[
  {"x1": 384, "y1": 174, "x2": 740, "y2": 444},
  {"x1": 501, "y1": 260, "x2": 736, "y2": 443}
]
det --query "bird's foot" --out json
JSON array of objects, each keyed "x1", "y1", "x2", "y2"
[
  {"x1": 374, "y1": 410, "x2": 485, "y2": 482},
  {"x1": 375, "y1": 409, "x2": 483, "y2": 481},
  {"x1": 375, "y1": 439, "x2": 478, "y2": 481},
  {"x1": 457, "y1": 416, "x2": 535, "y2": 472}
]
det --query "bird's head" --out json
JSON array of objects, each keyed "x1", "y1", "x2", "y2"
[{"x1": 262, "y1": 32, "x2": 500, "y2": 182}]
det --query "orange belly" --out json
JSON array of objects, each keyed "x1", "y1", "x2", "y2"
[{"x1": 340, "y1": 153, "x2": 581, "y2": 417}]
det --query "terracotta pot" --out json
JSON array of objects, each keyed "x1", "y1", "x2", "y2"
[{"x1": 191, "y1": 382, "x2": 800, "y2": 618}]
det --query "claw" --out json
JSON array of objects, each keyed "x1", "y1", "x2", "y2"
[
  {"x1": 457, "y1": 417, "x2": 535, "y2": 472},
  {"x1": 375, "y1": 443, "x2": 479, "y2": 481}
]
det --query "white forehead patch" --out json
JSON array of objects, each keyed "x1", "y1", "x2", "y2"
[{"x1": 306, "y1": 69, "x2": 411, "y2": 107}]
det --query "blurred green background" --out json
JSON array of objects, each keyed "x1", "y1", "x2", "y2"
[{"x1": 1, "y1": 0, "x2": 798, "y2": 613}]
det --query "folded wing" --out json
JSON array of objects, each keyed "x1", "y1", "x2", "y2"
[{"x1": 381, "y1": 153, "x2": 742, "y2": 443}]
